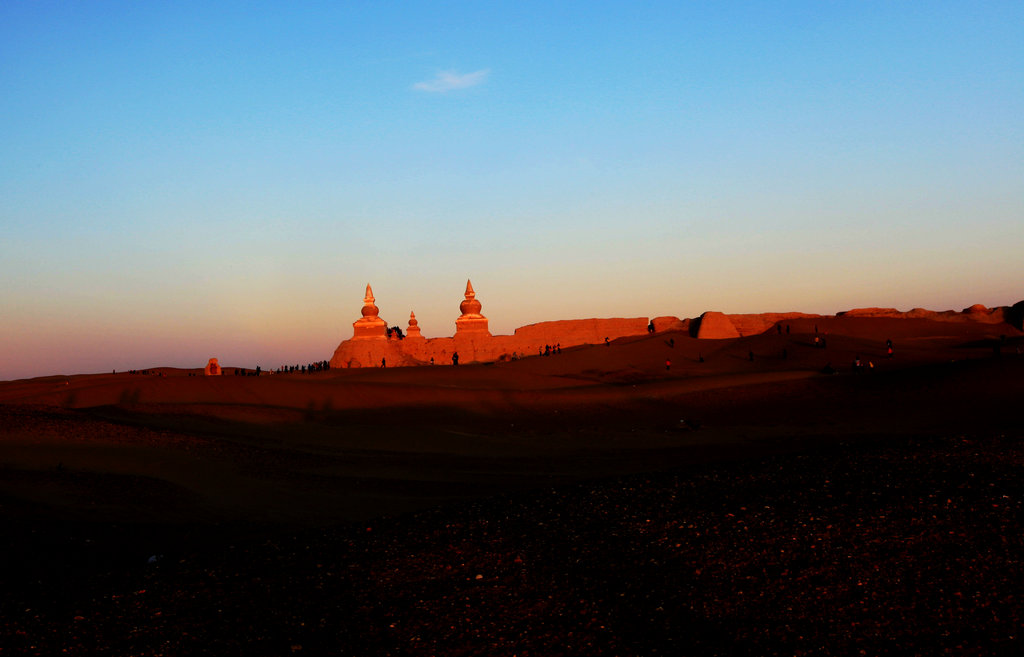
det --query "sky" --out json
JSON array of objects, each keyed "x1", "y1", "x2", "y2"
[{"x1": 2, "y1": 1, "x2": 1022, "y2": 380}]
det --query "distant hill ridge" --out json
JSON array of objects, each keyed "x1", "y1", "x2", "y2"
[{"x1": 685, "y1": 302, "x2": 1023, "y2": 339}]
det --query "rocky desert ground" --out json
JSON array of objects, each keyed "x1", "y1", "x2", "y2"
[{"x1": 2, "y1": 314, "x2": 1022, "y2": 655}]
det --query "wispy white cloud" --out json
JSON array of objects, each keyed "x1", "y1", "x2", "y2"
[{"x1": 412, "y1": 69, "x2": 490, "y2": 93}]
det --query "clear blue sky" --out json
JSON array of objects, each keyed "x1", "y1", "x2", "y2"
[{"x1": 2, "y1": 1, "x2": 1022, "y2": 379}]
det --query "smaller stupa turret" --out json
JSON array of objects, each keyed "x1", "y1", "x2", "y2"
[
  {"x1": 406, "y1": 311, "x2": 423, "y2": 339},
  {"x1": 351, "y1": 283, "x2": 388, "y2": 339}
]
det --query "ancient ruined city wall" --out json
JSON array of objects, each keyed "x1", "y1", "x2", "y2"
[
  {"x1": 329, "y1": 336, "x2": 419, "y2": 369},
  {"x1": 330, "y1": 317, "x2": 652, "y2": 368},
  {"x1": 693, "y1": 311, "x2": 823, "y2": 339},
  {"x1": 839, "y1": 305, "x2": 1010, "y2": 324},
  {"x1": 331, "y1": 303, "x2": 1024, "y2": 367},
  {"x1": 652, "y1": 316, "x2": 689, "y2": 333},
  {"x1": 400, "y1": 318, "x2": 649, "y2": 365},
  {"x1": 512, "y1": 317, "x2": 649, "y2": 347},
  {"x1": 693, "y1": 311, "x2": 741, "y2": 339},
  {"x1": 725, "y1": 312, "x2": 823, "y2": 337},
  {"x1": 330, "y1": 281, "x2": 1024, "y2": 367}
]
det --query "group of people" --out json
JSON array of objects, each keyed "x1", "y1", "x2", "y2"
[
  {"x1": 276, "y1": 361, "x2": 331, "y2": 374},
  {"x1": 541, "y1": 343, "x2": 562, "y2": 356}
]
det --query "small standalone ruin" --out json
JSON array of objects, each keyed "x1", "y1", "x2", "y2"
[{"x1": 204, "y1": 358, "x2": 222, "y2": 376}]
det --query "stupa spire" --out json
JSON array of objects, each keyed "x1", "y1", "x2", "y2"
[
  {"x1": 460, "y1": 279, "x2": 483, "y2": 317},
  {"x1": 455, "y1": 278, "x2": 489, "y2": 336},
  {"x1": 361, "y1": 283, "x2": 380, "y2": 318},
  {"x1": 352, "y1": 282, "x2": 387, "y2": 339}
]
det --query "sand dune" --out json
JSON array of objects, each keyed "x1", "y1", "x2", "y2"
[
  {"x1": 1, "y1": 311, "x2": 1023, "y2": 654},
  {"x1": 2, "y1": 313, "x2": 1020, "y2": 523}
]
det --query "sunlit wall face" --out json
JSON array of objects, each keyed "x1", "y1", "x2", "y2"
[{"x1": 1, "y1": 1, "x2": 1021, "y2": 380}]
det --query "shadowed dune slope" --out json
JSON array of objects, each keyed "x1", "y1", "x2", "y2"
[{"x1": 1, "y1": 314, "x2": 1021, "y2": 527}]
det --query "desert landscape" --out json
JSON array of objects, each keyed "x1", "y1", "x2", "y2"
[
  {"x1": 5, "y1": 3, "x2": 1020, "y2": 654},
  {"x1": 2, "y1": 305, "x2": 1023, "y2": 655}
]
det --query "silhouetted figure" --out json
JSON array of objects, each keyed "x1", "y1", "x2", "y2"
[
  {"x1": 648, "y1": 321, "x2": 655, "y2": 334},
  {"x1": 782, "y1": 348, "x2": 788, "y2": 360},
  {"x1": 669, "y1": 338, "x2": 675, "y2": 348},
  {"x1": 452, "y1": 352, "x2": 459, "y2": 366},
  {"x1": 814, "y1": 324, "x2": 818, "y2": 334},
  {"x1": 786, "y1": 325, "x2": 790, "y2": 334},
  {"x1": 605, "y1": 337, "x2": 610, "y2": 347},
  {"x1": 698, "y1": 354, "x2": 704, "y2": 363},
  {"x1": 748, "y1": 350, "x2": 754, "y2": 362},
  {"x1": 381, "y1": 358, "x2": 386, "y2": 368},
  {"x1": 556, "y1": 343, "x2": 561, "y2": 354},
  {"x1": 430, "y1": 357, "x2": 435, "y2": 365},
  {"x1": 776, "y1": 324, "x2": 782, "y2": 334}
]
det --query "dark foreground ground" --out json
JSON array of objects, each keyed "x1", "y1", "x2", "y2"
[
  {"x1": 3, "y1": 430, "x2": 1022, "y2": 656},
  {"x1": 2, "y1": 331, "x2": 1023, "y2": 656}
]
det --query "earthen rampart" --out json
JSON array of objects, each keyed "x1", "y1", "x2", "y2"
[
  {"x1": 839, "y1": 306, "x2": 1009, "y2": 324},
  {"x1": 329, "y1": 284, "x2": 1023, "y2": 367}
]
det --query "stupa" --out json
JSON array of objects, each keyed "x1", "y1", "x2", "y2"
[
  {"x1": 351, "y1": 284, "x2": 388, "y2": 339},
  {"x1": 454, "y1": 280, "x2": 490, "y2": 336},
  {"x1": 204, "y1": 358, "x2": 222, "y2": 376},
  {"x1": 406, "y1": 311, "x2": 424, "y2": 339}
]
